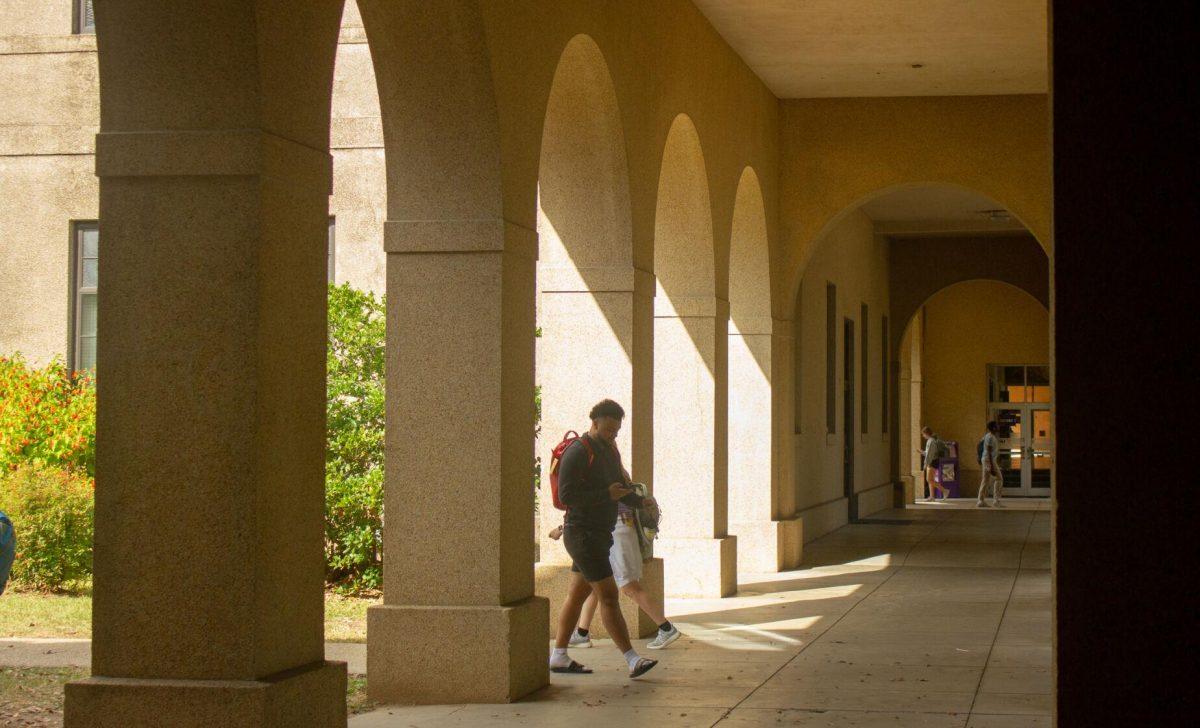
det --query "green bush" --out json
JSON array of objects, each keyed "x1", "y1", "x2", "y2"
[
  {"x1": 0, "y1": 355, "x2": 96, "y2": 477},
  {"x1": 0, "y1": 463, "x2": 93, "y2": 591},
  {"x1": 325, "y1": 284, "x2": 386, "y2": 591}
]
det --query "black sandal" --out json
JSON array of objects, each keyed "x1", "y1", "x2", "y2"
[
  {"x1": 629, "y1": 657, "x2": 658, "y2": 678},
  {"x1": 550, "y1": 660, "x2": 593, "y2": 674}
]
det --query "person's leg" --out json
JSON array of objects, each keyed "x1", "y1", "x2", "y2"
[
  {"x1": 554, "y1": 571, "x2": 594, "y2": 650},
  {"x1": 591, "y1": 577, "x2": 633, "y2": 653},
  {"x1": 991, "y1": 467, "x2": 1004, "y2": 506},
  {"x1": 577, "y1": 592, "x2": 598, "y2": 631},
  {"x1": 977, "y1": 468, "x2": 989, "y2": 506},
  {"x1": 620, "y1": 580, "x2": 665, "y2": 625}
]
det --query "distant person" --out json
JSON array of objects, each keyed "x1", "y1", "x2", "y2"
[
  {"x1": 0, "y1": 511, "x2": 14, "y2": 597},
  {"x1": 976, "y1": 421, "x2": 1004, "y2": 508},
  {"x1": 548, "y1": 399, "x2": 659, "y2": 678},
  {"x1": 920, "y1": 426, "x2": 951, "y2": 502},
  {"x1": 552, "y1": 464, "x2": 680, "y2": 650}
]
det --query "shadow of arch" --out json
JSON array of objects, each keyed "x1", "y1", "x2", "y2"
[
  {"x1": 786, "y1": 181, "x2": 1047, "y2": 310},
  {"x1": 727, "y1": 167, "x2": 777, "y2": 535},
  {"x1": 534, "y1": 33, "x2": 638, "y2": 538}
]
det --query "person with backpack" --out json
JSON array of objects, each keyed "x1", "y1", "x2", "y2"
[
  {"x1": 976, "y1": 421, "x2": 1004, "y2": 508},
  {"x1": 548, "y1": 399, "x2": 660, "y2": 678},
  {"x1": 920, "y1": 426, "x2": 951, "y2": 501}
]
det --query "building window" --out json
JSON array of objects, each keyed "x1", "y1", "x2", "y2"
[
  {"x1": 327, "y1": 216, "x2": 336, "y2": 284},
  {"x1": 825, "y1": 283, "x2": 837, "y2": 434},
  {"x1": 74, "y1": 0, "x2": 95, "y2": 34},
  {"x1": 72, "y1": 222, "x2": 99, "y2": 371},
  {"x1": 860, "y1": 303, "x2": 869, "y2": 433},
  {"x1": 881, "y1": 315, "x2": 889, "y2": 432}
]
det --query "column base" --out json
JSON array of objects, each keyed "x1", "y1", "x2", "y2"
[
  {"x1": 535, "y1": 558, "x2": 664, "y2": 640},
  {"x1": 367, "y1": 597, "x2": 548, "y2": 704},
  {"x1": 64, "y1": 660, "x2": 346, "y2": 728},
  {"x1": 656, "y1": 536, "x2": 737, "y2": 598},
  {"x1": 731, "y1": 518, "x2": 803, "y2": 574}
]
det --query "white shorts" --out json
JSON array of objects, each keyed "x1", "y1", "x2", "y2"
[{"x1": 610, "y1": 521, "x2": 643, "y2": 588}]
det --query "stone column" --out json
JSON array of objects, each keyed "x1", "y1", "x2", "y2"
[
  {"x1": 367, "y1": 220, "x2": 548, "y2": 704},
  {"x1": 653, "y1": 297, "x2": 737, "y2": 597},
  {"x1": 533, "y1": 266, "x2": 662, "y2": 638},
  {"x1": 65, "y1": 130, "x2": 346, "y2": 727},
  {"x1": 729, "y1": 317, "x2": 803, "y2": 574}
]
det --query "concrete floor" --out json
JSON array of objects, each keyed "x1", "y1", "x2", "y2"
[{"x1": 354, "y1": 501, "x2": 1051, "y2": 727}]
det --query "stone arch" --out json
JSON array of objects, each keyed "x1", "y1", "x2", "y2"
[
  {"x1": 896, "y1": 279, "x2": 1050, "y2": 500},
  {"x1": 652, "y1": 114, "x2": 736, "y2": 598},
  {"x1": 786, "y1": 181, "x2": 1047, "y2": 311},
  {"x1": 726, "y1": 168, "x2": 798, "y2": 572},
  {"x1": 83, "y1": 1, "x2": 532, "y2": 719},
  {"x1": 534, "y1": 34, "x2": 637, "y2": 561}
]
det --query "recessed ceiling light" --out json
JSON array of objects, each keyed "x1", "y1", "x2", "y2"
[{"x1": 911, "y1": 63, "x2": 924, "y2": 69}]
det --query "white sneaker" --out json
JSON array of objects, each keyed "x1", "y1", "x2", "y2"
[
  {"x1": 976, "y1": 500, "x2": 989, "y2": 508},
  {"x1": 647, "y1": 625, "x2": 681, "y2": 650},
  {"x1": 568, "y1": 630, "x2": 592, "y2": 648}
]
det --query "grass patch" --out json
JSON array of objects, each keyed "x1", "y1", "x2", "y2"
[
  {"x1": 0, "y1": 666, "x2": 87, "y2": 727},
  {"x1": 0, "y1": 589, "x2": 377, "y2": 643},
  {"x1": 0, "y1": 591, "x2": 91, "y2": 639}
]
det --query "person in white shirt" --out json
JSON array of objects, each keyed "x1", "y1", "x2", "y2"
[{"x1": 977, "y1": 421, "x2": 1004, "y2": 507}]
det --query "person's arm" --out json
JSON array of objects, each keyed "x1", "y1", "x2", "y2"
[{"x1": 557, "y1": 441, "x2": 611, "y2": 508}]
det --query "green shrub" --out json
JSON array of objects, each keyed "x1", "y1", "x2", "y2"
[
  {"x1": 0, "y1": 355, "x2": 96, "y2": 477},
  {"x1": 325, "y1": 284, "x2": 385, "y2": 591},
  {"x1": 0, "y1": 463, "x2": 93, "y2": 591}
]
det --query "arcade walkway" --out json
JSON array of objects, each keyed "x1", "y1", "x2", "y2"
[{"x1": 353, "y1": 503, "x2": 1051, "y2": 727}]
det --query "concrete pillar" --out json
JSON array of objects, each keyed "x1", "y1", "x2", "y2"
[
  {"x1": 64, "y1": 129, "x2": 346, "y2": 727},
  {"x1": 729, "y1": 317, "x2": 803, "y2": 574},
  {"x1": 654, "y1": 296, "x2": 737, "y2": 598},
  {"x1": 367, "y1": 220, "x2": 548, "y2": 704},
  {"x1": 534, "y1": 266, "x2": 662, "y2": 638}
]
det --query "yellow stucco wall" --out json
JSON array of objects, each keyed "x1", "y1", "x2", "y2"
[
  {"x1": 919, "y1": 279, "x2": 1050, "y2": 495},
  {"x1": 777, "y1": 95, "x2": 1051, "y2": 318},
  {"x1": 792, "y1": 210, "x2": 891, "y2": 538}
]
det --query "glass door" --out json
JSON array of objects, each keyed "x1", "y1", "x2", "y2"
[{"x1": 988, "y1": 365, "x2": 1053, "y2": 497}]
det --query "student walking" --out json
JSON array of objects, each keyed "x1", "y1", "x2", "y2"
[
  {"x1": 976, "y1": 421, "x2": 1005, "y2": 507},
  {"x1": 556, "y1": 469, "x2": 680, "y2": 650},
  {"x1": 548, "y1": 399, "x2": 659, "y2": 678},
  {"x1": 921, "y1": 426, "x2": 951, "y2": 502}
]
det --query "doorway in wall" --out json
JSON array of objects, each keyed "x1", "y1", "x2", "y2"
[
  {"x1": 988, "y1": 364, "x2": 1053, "y2": 497},
  {"x1": 844, "y1": 318, "x2": 857, "y2": 520}
]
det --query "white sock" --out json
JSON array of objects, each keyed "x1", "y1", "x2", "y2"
[
  {"x1": 549, "y1": 647, "x2": 571, "y2": 667},
  {"x1": 623, "y1": 648, "x2": 641, "y2": 669}
]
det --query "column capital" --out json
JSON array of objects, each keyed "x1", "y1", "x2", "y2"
[
  {"x1": 654, "y1": 294, "x2": 730, "y2": 319},
  {"x1": 95, "y1": 129, "x2": 331, "y2": 191},
  {"x1": 384, "y1": 218, "x2": 537, "y2": 259}
]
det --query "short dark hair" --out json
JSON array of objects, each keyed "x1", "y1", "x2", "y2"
[
  {"x1": 986, "y1": 421, "x2": 999, "y2": 433},
  {"x1": 589, "y1": 399, "x2": 625, "y2": 421}
]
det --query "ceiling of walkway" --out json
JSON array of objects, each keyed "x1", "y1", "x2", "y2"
[
  {"x1": 691, "y1": 0, "x2": 1048, "y2": 98},
  {"x1": 861, "y1": 187, "x2": 1027, "y2": 234}
]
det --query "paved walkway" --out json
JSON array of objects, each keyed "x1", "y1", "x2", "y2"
[
  {"x1": 354, "y1": 501, "x2": 1051, "y2": 727},
  {"x1": 2, "y1": 501, "x2": 1050, "y2": 727}
]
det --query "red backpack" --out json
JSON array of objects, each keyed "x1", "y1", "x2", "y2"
[{"x1": 549, "y1": 431, "x2": 594, "y2": 510}]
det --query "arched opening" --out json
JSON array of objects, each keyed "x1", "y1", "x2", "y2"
[
  {"x1": 790, "y1": 183, "x2": 1049, "y2": 541},
  {"x1": 82, "y1": 0, "x2": 539, "y2": 718},
  {"x1": 533, "y1": 35, "x2": 656, "y2": 635},
  {"x1": 726, "y1": 168, "x2": 795, "y2": 573},
  {"x1": 898, "y1": 280, "x2": 1050, "y2": 503},
  {"x1": 652, "y1": 115, "x2": 735, "y2": 598}
]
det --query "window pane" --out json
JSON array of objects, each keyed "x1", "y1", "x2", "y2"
[
  {"x1": 78, "y1": 0, "x2": 96, "y2": 33},
  {"x1": 81, "y1": 227, "x2": 98, "y2": 258},
  {"x1": 80, "y1": 293, "x2": 98, "y2": 336},
  {"x1": 79, "y1": 336, "x2": 97, "y2": 371},
  {"x1": 82, "y1": 258, "x2": 98, "y2": 287},
  {"x1": 1027, "y1": 365, "x2": 1051, "y2": 403}
]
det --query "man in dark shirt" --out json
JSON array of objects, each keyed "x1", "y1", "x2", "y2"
[{"x1": 549, "y1": 399, "x2": 659, "y2": 679}]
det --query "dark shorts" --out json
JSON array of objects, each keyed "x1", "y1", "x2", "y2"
[{"x1": 564, "y1": 525, "x2": 613, "y2": 583}]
